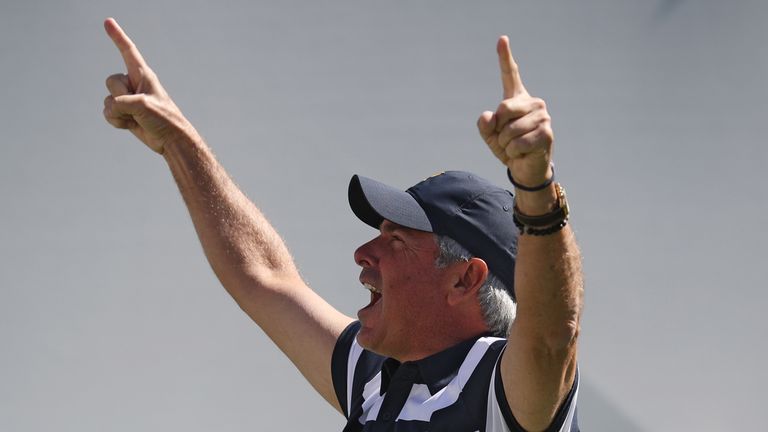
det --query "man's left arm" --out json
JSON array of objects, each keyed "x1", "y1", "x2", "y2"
[{"x1": 477, "y1": 36, "x2": 584, "y2": 432}]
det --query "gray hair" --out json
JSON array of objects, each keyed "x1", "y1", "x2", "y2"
[{"x1": 435, "y1": 235, "x2": 516, "y2": 337}]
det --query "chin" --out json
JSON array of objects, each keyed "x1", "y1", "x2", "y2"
[
  {"x1": 356, "y1": 327, "x2": 388, "y2": 356},
  {"x1": 356, "y1": 327, "x2": 375, "y2": 349}
]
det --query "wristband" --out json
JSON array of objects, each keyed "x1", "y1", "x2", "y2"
[{"x1": 506, "y1": 162, "x2": 555, "y2": 192}]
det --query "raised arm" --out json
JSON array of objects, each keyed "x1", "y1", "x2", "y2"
[
  {"x1": 101, "y1": 18, "x2": 354, "y2": 411},
  {"x1": 477, "y1": 36, "x2": 584, "y2": 431}
]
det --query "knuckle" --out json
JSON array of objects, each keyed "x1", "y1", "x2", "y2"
[
  {"x1": 106, "y1": 116, "x2": 121, "y2": 128},
  {"x1": 106, "y1": 73, "x2": 122, "y2": 86},
  {"x1": 542, "y1": 124, "x2": 554, "y2": 140},
  {"x1": 496, "y1": 127, "x2": 509, "y2": 143},
  {"x1": 499, "y1": 99, "x2": 516, "y2": 111},
  {"x1": 135, "y1": 94, "x2": 150, "y2": 107},
  {"x1": 505, "y1": 143, "x2": 519, "y2": 158},
  {"x1": 530, "y1": 127, "x2": 551, "y2": 145}
]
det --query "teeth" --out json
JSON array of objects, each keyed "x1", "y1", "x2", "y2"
[{"x1": 363, "y1": 282, "x2": 381, "y2": 294}]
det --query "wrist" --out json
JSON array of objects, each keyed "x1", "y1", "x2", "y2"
[
  {"x1": 506, "y1": 162, "x2": 558, "y2": 215},
  {"x1": 160, "y1": 125, "x2": 204, "y2": 160},
  {"x1": 513, "y1": 184, "x2": 559, "y2": 216},
  {"x1": 506, "y1": 162, "x2": 554, "y2": 192},
  {"x1": 513, "y1": 182, "x2": 570, "y2": 235}
]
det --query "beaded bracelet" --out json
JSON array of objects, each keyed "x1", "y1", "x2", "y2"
[
  {"x1": 513, "y1": 214, "x2": 569, "y2": 236},
  {"x1": 506, "y1": 162, "x2": 555, "y2": 192}
]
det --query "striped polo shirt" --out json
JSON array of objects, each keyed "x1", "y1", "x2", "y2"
[{"x1": 331, "y1": 321, "x2": 579, "y2": 432}]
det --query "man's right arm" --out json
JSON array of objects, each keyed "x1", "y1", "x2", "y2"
[{"x1": 101, "y1": 18, "x2": 354, "y2": 412}]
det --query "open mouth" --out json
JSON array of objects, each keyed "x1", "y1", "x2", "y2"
[
  {"x1": 362, "y1": 282, "x2": 382, "y2": 308},
  {"x1": 369, "y1": 291, "x2": 382, "y2": 306}
]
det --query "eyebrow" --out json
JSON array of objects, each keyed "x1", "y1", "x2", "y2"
[{"x1": 380, "y1": 221, "x2": 409, "y2": 237}]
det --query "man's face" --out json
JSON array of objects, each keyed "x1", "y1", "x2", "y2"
[{"x1": 354, "y1": 220, "x2": 454, "y2": 360}]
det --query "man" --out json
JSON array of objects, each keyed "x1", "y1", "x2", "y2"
[{"x1": 102, "y1": 17, "x2": 583, "y2": 432}]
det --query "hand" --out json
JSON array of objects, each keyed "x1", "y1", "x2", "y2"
[
  {"x1": 102, "y1": 18, "x2": 195, "y2": 154},
  {"x1": 477, "y1": 36, "x2": 554, "y2": 189}
]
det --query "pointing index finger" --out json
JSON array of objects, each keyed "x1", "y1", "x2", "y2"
[
  {"x1": 104, "y1": 18, "x2": 150, "y2": 84},
  {"x1": 497, "y1": 35, "x2": 528, "y2": 99}
]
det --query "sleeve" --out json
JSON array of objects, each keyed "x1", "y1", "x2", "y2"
[
  {"x1": 330, "y1": 321, "x2": 386, "y2": 420},
  {"x1": 331, "y1": 321, "x2": 362, "y2": 418},
  {"x1": 486, "y1": 358, "x2": 580, "y2": 432}
]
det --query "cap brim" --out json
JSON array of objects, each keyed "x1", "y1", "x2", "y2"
[{"x1": 348, "y1": 175, "x2": 433, "y2": 232}]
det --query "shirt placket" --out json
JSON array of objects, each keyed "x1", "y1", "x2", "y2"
[{"x1": 371, "y1": 363, "x2": 419, "y2": 431}]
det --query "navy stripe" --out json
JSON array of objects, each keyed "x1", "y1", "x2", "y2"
[{"x1": 458, "y1": 340, "x2": 505, "y2": 428}]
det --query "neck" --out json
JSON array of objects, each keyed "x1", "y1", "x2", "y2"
[{"x1": 392, "y1": 317, "x2": 489, "y2": 362}]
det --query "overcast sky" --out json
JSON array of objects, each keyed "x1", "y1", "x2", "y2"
[{"x1": 1, "y1": 1, "x2": 766, "y2": 431}]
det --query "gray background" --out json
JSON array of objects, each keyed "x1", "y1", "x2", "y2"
[{"x1": 1, "y1": 1, "x2": 766, "y2": 431}]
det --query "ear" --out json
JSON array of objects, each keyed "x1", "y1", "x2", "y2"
[{"x1": 447, "y1": 258, "x2": 489, "y2": 307}]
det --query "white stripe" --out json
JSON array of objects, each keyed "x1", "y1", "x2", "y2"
[
  {"x1": 346, "y1": 335, "x2": 365, "y2": 417},
  {"x1": 485, "y1": 362, "x2": 511, "y2": 432},
  {"x1": 360, "y1": 371, "x2": 384, "y2": 423},
  {"x1": 395, "y1": 383, "x2": 434, "y2": 421}
]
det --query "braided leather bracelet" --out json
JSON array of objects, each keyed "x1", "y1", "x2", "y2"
[
  {"x1": 513, "y1": 214, "x2": 569, "y2": 236},
  {"x1": 513, "y1": 182, "x2": 570, "y2": 236}
]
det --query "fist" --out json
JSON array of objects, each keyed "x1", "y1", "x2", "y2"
[{"x1": 477, "y1": 36, "x2": 554, "y2": 189}]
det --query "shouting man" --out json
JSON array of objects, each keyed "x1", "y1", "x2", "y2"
[{"x1": 102, "y1": 17, "x2": 583, "y2": 432}]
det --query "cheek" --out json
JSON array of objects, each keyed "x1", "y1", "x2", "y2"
[
  {"x1": 381, "y1": 285, "x2": 417, "y2": 324},
  {"x1": 385, "y1": 273, "x2": 443, "y2": 317}
]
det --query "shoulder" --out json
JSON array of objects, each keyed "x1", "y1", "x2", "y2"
[{"x1": 331, "y1": 321, "x2": 387, "y2": 418}]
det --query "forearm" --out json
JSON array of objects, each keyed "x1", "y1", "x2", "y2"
[
  {"x1": 512, "y1": 185, "x2": 583, "y2": 349},
  {"x1": 162, "y1": 131, "x2": 302, "y2": 301},
  {"x1": 498, "y1": 184, "x2": 582, "y2": 431}
]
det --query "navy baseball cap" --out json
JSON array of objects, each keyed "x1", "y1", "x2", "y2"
[{"x1": 348, "y1": 171, "x2": 519, "y2": 299}]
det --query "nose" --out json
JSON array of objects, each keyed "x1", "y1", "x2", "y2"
[{"x1": 354, "y1": 237, "x2": 379, "y2": 268}]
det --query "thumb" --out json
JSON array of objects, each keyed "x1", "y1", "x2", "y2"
[{"x1": 111, "y1": 93, "x2": 148, "y2": 117}]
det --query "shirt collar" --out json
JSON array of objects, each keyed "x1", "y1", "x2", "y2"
[{"x1": 380, "y1": 336, "x2": 482, "y2": 395}]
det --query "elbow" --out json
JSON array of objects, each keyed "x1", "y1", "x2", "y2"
[
  {"x1": 546, "y1": 284, "x2": 584, "y2": 353},
  {"x1": 544, "y1": 319, "x2": 580, "y2": 354},
  {"x1": 513, "y1": 293, "x2": 583, "y2": 355},
  {"x1": 531, "y1": 300, "x2": 582, "y2": 355},
  {"x1": 215, "y1": 262, "x2": 301, "y2": 305}
]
